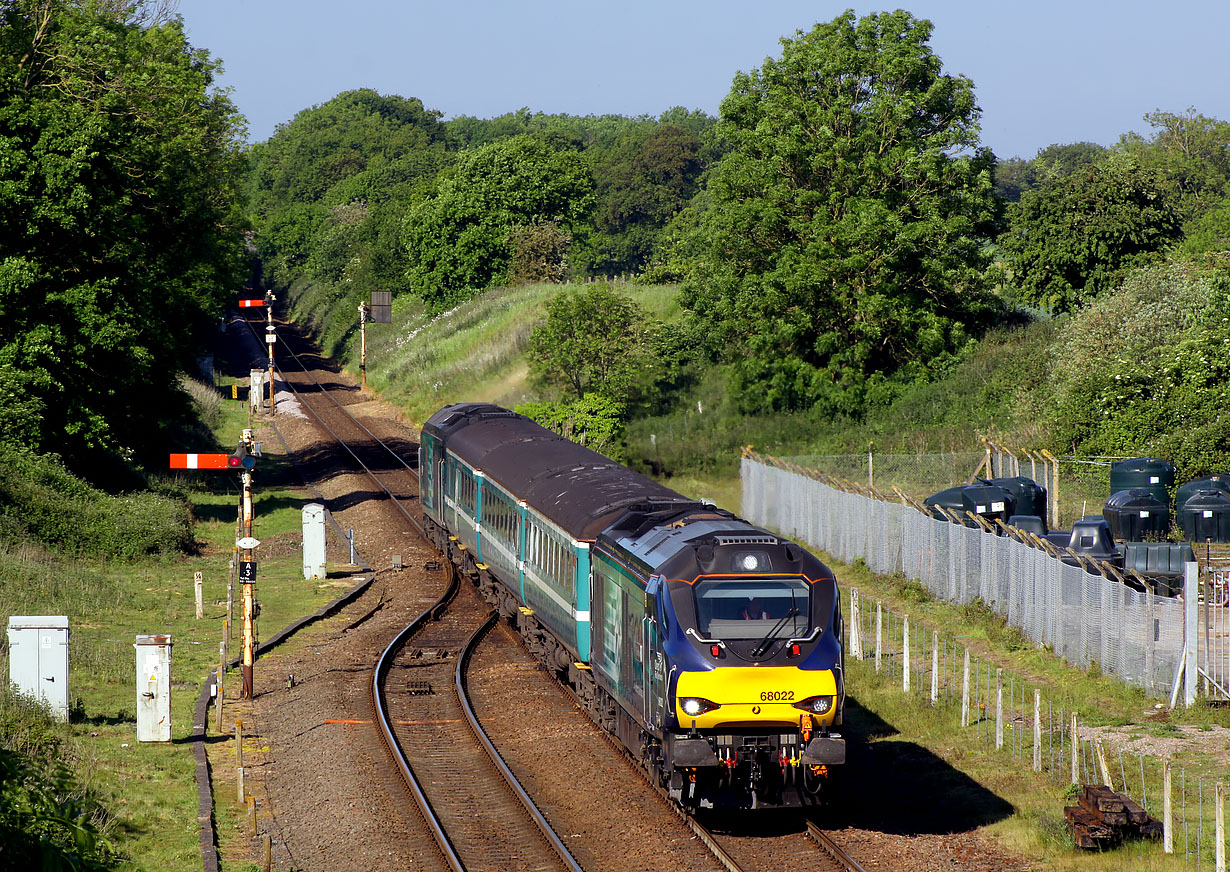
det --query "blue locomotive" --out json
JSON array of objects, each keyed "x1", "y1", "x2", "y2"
[{"x1": 419, "y1": 403, "x2": 846, "y2": 809}]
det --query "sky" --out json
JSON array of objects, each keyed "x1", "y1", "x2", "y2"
[{"x1": 177, "y1": 1, "x2": 1230, "y2": 160}]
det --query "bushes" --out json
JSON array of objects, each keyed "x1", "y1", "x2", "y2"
[
  {"x1": 0, "y1": 447, "x2": 192, "y2": 559},
  {"x1": 1045, "y1": 260, "x2": 1230, "y2": 477},
  {"x1": 0, "y1": 689, "x2": 115, "y2": 871}
]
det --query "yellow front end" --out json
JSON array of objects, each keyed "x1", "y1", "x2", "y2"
[{"x1": 674, "y1": 666, "x2": 839, "y2": 730}]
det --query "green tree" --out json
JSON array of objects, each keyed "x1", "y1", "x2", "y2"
[
  {"x1": 681, "y1": 10, "x2": 1000, "y2": 416},
  {"x1": 580, "y1": 124, "x2": 706, "y2": 276},
  {"x1": 526, "y1": 285, "x2": 649, "y2": 401},
  {"x1": 403, "y1": 136, "x2": 593, "y2": 308},
  {"x1": 999, "y1": 156, "x2": 1181, "y2": 312},
  {"x1": 0, "y1": 0, "x2": 247, "y2": 477},
  {"x1": 1118, "y1": 109, "x2": 1230, "y2": 225},
  {"x1": 994, "y1": 142, "x2": 1107, "y2": 203}
]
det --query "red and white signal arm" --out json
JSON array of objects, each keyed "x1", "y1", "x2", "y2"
[
  {"x1": 170, "y1": 453, "x2": 231, "y2": 469},
  {"x1": 238, "y1": 299, "x2": 265, "y2": 308}
]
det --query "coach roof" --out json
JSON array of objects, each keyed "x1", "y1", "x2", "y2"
[{"x1": 424, "y1": 403, "x2": 690, "y2": 539}]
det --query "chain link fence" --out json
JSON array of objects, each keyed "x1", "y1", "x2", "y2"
[{"x1": 743, "y1": 455, "x2": 1184, "y2": 697}]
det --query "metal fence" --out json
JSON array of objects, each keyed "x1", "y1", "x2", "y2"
[{"x1": 743, "y1": 455, "x2": 1185, "y2": 697}]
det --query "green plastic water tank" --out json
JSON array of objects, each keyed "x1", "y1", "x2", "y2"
[{"x1": 1109, "y1": 458, "x2": 1175, "y2": 505}]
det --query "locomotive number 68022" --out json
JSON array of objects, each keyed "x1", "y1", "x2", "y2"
[{"x1": 759, "y1": 690, "x2": 796, "y2": 701}]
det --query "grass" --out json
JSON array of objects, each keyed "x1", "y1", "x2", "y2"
[{"x1": 0, "y1": 377, "x2": 352, "y2": 870}]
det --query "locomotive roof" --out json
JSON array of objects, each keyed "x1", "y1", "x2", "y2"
[{"x1": 423, "y1": 403, "x2": 694, "y2": 540}]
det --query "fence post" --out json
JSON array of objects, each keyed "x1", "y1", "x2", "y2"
[
  {"x1": 903, "y1": 615, "x2": 911, "y2": 693},
  {"x1": 1216, "y1": 781, "x2": 1225, "y2": 872},
  {"x1": 930, "y1": 631, "x2": 939, "y2": 705},
  {"x1": 875, "y1": 601, "x2": 883, "y2": 673},
  {"x1": 961, "y1": 649, "x2": 970, "y2": 726},
  {"x1": 850, "y1": 589, "x2": 862, "y2": 660},
  {"x1": 1186, "y1": 561, "x2": 1200, "y2": 707},
  {"x1": 1071, "y1": 712, "x2": 1079, "y2": 784},
  {"x1": 1164, "y1": 757, "x2": 1174, "y2": 854},
  {"x1": 1095, "y1": 739, "x2": 1113, "y2": 789},
  {"x1": 1033, "y1": 690, "x2": 1041, "y2": 772},
  {"x1": 995, "y1": 669, "x2": 1004, "y2": 751}
]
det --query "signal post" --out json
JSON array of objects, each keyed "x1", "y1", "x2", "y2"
[{"x1": 171, "y1": 430, "x2": 260, "y2": 698}]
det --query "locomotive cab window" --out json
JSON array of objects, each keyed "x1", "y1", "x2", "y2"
[{"x1": 693, "y1": 578, "x2": 811, "y2": 640}]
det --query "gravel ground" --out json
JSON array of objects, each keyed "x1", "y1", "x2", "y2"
[{"x1": 210, "y1": 314, "x2": 1039, "y2": 871}]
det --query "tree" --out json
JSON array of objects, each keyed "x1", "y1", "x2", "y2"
[
  {"x1": 994, "y1": 142, "x2": 1107, "y2": 203},
  {"x1": 403, "y1": 136, "x2": 593, "y2": 308},
  {"x1": 999, "y1": 156, "x2": 1181, "y2": 312},
  {"x1": 525, "y1": 285, "x2": 648, "y2": 401},
  {"x1": 579, "y1": 124, "x2": 706, "y2": 276},
  {"x1": 0, "y1": 0, "x2": 247, "y2": 477},
  {"x1": 1118, "y1": 109, "x2": 1230, "y2": 225},
  {"x1": 680, "y1": 10, "x2": 1000, "y2": 416}
]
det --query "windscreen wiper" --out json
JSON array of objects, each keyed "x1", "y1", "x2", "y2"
[{"x1": 752, "y1": 606, "x2": 798, "y2": 658}]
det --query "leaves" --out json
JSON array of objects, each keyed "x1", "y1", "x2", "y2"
[
  {"x1": 0, "y1": 0, "x2": 247, "y2": 475},
  {"x1": 681, "y1": 10, "x2": 999, "y2": 415}
]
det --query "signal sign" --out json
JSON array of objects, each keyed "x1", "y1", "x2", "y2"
[
  {"x1": 238, "y1": 299, "x2": 265, "y2": 308},
  {"x1": 238, "y1": 561, "x2": 257, "y2": 583},
  {"x1": 170, "y1": 453, "x2": 231, "y2": 470}
]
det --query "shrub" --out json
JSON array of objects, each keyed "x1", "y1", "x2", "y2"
[{"x1": 0, "y1": 447, "x2": 192, "y2": 558}]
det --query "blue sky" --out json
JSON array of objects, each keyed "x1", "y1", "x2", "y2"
[{"x1": 178, "y1": 1, "x2": 1230, "y2": 160}]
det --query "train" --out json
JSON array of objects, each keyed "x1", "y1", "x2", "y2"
[{"x1": 419, "y1": 403, "x2": 846, "y2": 809}]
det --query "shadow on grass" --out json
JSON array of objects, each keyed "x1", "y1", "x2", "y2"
[{"x1": 835, "y1": 694, "x2": 1016, "y2": 834}]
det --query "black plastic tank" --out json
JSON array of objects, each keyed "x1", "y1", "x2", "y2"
[
  {"x1": 1102, "y1": 488, "x2": 1170, "y2": 541},
  {"x1": 923, "y1": 484, "x2": 1015, "y2": 527},
  {"x1": 1175, "y1": 475, "x2": 1230, "y2": 513},
  {"x1": 990, "y1": 476, "x2": 1048, "y2": 528},
  {"x1": 960, "y1": 484, "x2": 1016, "y2": 526},
  {"x1": 1178, "y1": 489, "x2": 1230, "y2": 543},
  {"x1": 1110, "y1": 457, "x2": 1175, "y2": 505},
  {"x1": 923, "y1": 485, "x2": 966, "y2": 521},
  {"x1": 1007, "y1": 514, "x2": 1047, "y2": 536},
  {"x1": 1055, "y1": 518, "x2": 1121, "y2": 565}
]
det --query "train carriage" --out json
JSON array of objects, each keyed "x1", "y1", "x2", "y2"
[{"x1": 420, "y1": 403, "x2": 845, "y2": 809}]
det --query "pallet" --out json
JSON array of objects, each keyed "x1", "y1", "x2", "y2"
[{"x1": 1066, "y1": 786, "x2": 1162, "y2": 849}]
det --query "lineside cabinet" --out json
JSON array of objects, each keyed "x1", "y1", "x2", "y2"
[{"x1": 7, "y1": 616, "x2": 70, "y2": 721}]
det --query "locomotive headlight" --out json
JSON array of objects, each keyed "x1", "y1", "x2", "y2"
[
  {"x1": 792, "y1": 695, "x2": 834, "y2": 715},
  {"x1": 679, "y1": 696, "x2": 721, "y2": 717},
  {"x1": 732, "y1": 551, "x2": 770, "y2": 572}
]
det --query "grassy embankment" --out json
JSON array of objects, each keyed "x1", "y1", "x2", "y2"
[
  {"x1": 0, "y1": 379, "x2": 352, "y2": 870},
  {"x1": 289, "y1": 275, "x2": 1229, "y2": 869}
]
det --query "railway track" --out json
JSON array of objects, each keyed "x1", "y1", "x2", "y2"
[{"x1": 236, "y1": 308, "x2": 868, "y2": 872}]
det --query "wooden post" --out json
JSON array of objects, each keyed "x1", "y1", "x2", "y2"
[
  {"x1": 995, "y1": 669, "x2": 1004, "y2": 750},
  {"x1": 1164, "y1": 757, "x2": 1173, "y2": 854},
  {"x1": 1033, "y1": 690, "x2": 1042, "y2": 772},
  {"x1": 263, "y1": 834, "x2": 272, "y2": 872},
  {"x1": 849, "y1": 589, "x2": 862, "y2": 660},
  {"x1": 1216, "y1": 781, "x2": 1225, "y2": 872},
  {"x1": 248, "y1": 795, "x2": 257, "y2": 835},
  {"x1": 1071, "y1": 712, "x2": 1079, "y2": 784},
  {"x1": 1095, "y1": 739, "x2": 1113, "y2": 789},
  {"x1": 237, "y1": 766, "x2": 245, "y2": 805},
  {"x1": 194, "y1": 571, "x2": 203, "y2": 620},
  {"x1": 961, "y1": 649, "x2": 971, "y2": 726},
  {"x1": 875, "y1": 601, "x2": 883, "y2": 673},
  {"x1": 235, "y1": 719, "x2": 243, "y2": 766},
  {"x1": 903, "y1": 616, "x2": 911, "y2": 693},
  {"x1": 930, "y1": 631, "x2": 939, "y2": 705}
]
